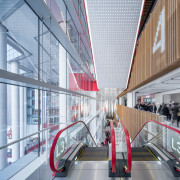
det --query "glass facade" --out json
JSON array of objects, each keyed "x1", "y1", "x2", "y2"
[
  {"x1": 0, "y1": 0, "x2": 104, "y2": 178},
  {"x1": 44, "y1": 0, "x2": 94, "y2": 78}
]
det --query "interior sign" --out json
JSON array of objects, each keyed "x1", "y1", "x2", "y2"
[
  {"x1": 171, "y1": 137, "x2": 180, "y2": 154},
  {"x1": 153, "y1": 7, "x2": 165, "y2": 54},
  {"x1": 114, "y1": 128, "x2": 121, "y2": 145},
  {"x1": 55, "y1": 137, "x2": 65, "y2": 161}
]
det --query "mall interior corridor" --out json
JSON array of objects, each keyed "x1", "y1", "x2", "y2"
[{"x1": 0, "y1": 0, "x2": 180, "y2": 179}]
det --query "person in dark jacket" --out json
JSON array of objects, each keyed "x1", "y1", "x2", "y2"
[
  {"x1": 171, "y1": 104, "x2": 179, "y2": 126},
  {"x1": 177, "y1": 108, "x2": 180, "y2": 128},
  {"x1": 151, "y1": 103, "x2": 157, "y2": 113},
  {"x1": 148, "y1": 103, "x2": 152, "y2": 112},
  {"x1": 144, "y1": 103, "x2": 149, "y2": 111},
  {"x1": 168, "y1": 104, "x2": 172, "y2": 120},
  {"x1": 134, "y1": 104, "x2": 138, "y2": 109},
  {"x1": 162, "y1": 104, "x2": 170, "y2": 119},
  {"x1": 158, "y1": 105, "x2": 162, "y2": 114},
  {"x1": 139, "y1": 104, "x2": 144, "y2": 110}
]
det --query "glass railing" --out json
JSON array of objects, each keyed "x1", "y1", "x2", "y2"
[
  {"x1": 110, "y1": 121, "x2": 116, "y2": 173},
  {"x1": 49, "y1": 121, "x2": 96, "y2": 173},
  {"x1": 118, "y1": 120, "x2": 132, "y2": 173},
  {"x1": 131, "y1": 120, "x2": 180, "y2": 172}
]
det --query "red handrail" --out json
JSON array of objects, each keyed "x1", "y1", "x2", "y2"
[
  {"x1": 119, "y1": 121, "x2": 132, "y2": 173},
  {"x1": 110, "y1": 121, "x2": 116, "y2": 173},
  {"x1": 131, "y1": 120, "x2": 180, "y2": 143},
  {"x1": 49, "y1": 121, "x2": 97, "y2": 173}
]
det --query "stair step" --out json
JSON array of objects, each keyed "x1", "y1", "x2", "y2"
[
  {"x1": 78, "y1": 147, "x2": 108, "y2": 161},
  {"x1": 131, "y1": 147, "x2": 158, "y2": 161}
]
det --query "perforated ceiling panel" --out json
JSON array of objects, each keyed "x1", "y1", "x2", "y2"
[{"x1": 86, "y1": 0, "x2": 144, "y2": 89}]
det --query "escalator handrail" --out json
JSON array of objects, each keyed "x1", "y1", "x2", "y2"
[
  {"x1": 119, "y1": 120, "x2": 132, "y2": 173},
  {"x1": 110, "y1": 121, "x2": 116, "y2": 173},
  {"x1": 49, "y1": 120, "x2": 97, "y2": 173},
  {"x1": 131, "y1": 120, "x2": 180, "y2": 143}
]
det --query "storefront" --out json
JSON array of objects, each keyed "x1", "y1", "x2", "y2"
[{"x1": 141, "y1": 94, "x2": 155, "y2": 104}]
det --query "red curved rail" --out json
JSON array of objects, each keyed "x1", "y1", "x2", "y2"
[
  {"x1": 110, "y1": 121, "x2": 116, "y2": 173},
  {"x1": 131, "y1": 120, "x2": 180, "y2": 143},
  {"x1": 49, "y1": 121, "x2": 97, "y2": 173},
  {"x1": 119, "y1": 121, "x2": 132, "y2": 173}
]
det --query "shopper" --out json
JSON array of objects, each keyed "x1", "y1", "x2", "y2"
[
  {"x1": 157, "y1": 104, "x2": 162, "y2": 114},
  {"x1": 177, "y1": 107, "x2": 180, "y2": 128},
  {"x1": 151, "y1": 103, "x2": 157, "y2": 113},
  {"x1": 162, "y1": 104, "x2": 170, "y2": 120},
  {"x1": 134, "y1": 104, "x2": 138, "y2": 109},
  {"x1": 144, "y1": 103, "x2": 149, "y2": 111},
  {"x1": 148, "y1": 103, "x2": 152, "y2": 112},
  {"x1": 105, "y1": 120, "x2": 110, "y2": 127},
  {"x1": 171, "y1": 104, "x2": 179, "y2": 126},
  {"x1": 168, "y1": 104, "x2": 173, "y2": 121}
]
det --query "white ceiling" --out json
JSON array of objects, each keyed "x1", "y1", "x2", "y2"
[
  {"x1": 99, "y1": 88, "x2": 122, "y2": 101},
  {"x1": 86, "y1": 0, "x2": 144, "y2": 89}
]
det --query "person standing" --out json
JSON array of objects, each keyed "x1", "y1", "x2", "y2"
[
  {"x1": 144, "y1": 103, "x2": 148, "y2": 111},
  {"x1": 151, "y1": 103, "x2": 157, "y2": 113},
  {"x1": 168, "y1": 104, "x2": 173, "y2": 121},
  {"x1": 162, "y1": 104, "x2": 170, "y2": 120},
  {"x1": 158, "y1": 104, "x2": 162, "y2": 114},
  {"x1": 148, "y1": 103, "x2": 152, "y2": 112},
  {"x1": 171, "y1": 104, "x2": 179, "y2": 127},
  {"x1": 134, "y1": 104, "x2": 138, "y2": 109},
  {"x1": 177, "y1": 107, "x2": 180, "y2": 128}
]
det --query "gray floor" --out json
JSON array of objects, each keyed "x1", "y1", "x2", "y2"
[{"x1": 54, "y1": 161, "x2": 180, "y2": 180}]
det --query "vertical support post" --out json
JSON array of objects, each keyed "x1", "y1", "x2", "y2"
[
  {"x1": 0, "y1": 24, "x2": 7, "y2": 170},
  {"x1": 90, "y1": 92, "x2": 96, "y2": 141},
  {"x1": 38, "y1": 18, "x2": 41, "y2": 156},
  {"x1": 11, "y1": 62, "x2": 20, "y2": 162},
  {"x1": 23, "y1": 88, "x2": 27, "y2": 154},
  {"x1": 59, "y1": 43, "x2": 67, "y2": 128},
  {"x1": 20, "y1": 87, "x2": 24, "y2": 157}
]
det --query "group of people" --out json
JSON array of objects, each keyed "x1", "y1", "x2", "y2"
[
  {"x1": 134, "y1": 102, "x2": 157, "y2": 113},
  {"x1": 134, "y1": 101, "x2": 180, "y2": 127},
  {"x1": 101, "y1": 130, "x2": 111, "y2": 146},
  {"x1": 158, "y1": 103, "x2": 180, "y2": 127},
  {"x1": 101, "y1": 120, "x2": 111, "y2": 146}
]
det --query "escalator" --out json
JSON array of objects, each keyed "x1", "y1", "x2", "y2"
[
  {"x1": 77, "y1": 147, "x2": 108, "y2": 161},
  {"x1": 132, "y1": 120, "x2": 180, "y2": 177},
  {"x1": 114, "y1": 113, "x2": 180, "y2": 179},
  {"x1": 123, "y1": 117, "x2": 180, "y2": 178},
  {"x1": 49, "y1": 120, "x2": 117, "y2": 179},
  {"x1": 49, "y1": 117, "x2": 180, "y2": 179}
]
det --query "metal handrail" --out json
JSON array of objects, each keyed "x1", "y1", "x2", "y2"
[
  {"x1": 0, "y1": 123, "x2": 62, "y2": 150},
  {"x1": 0, "y1": 110, "x2": 102, "y2": 150},
  {"x1": 49, "y1": 120, "x2": 97, "y2": 173},
  {"x1": 110, "y1": 121, "x2": 116, "y2": 173}
]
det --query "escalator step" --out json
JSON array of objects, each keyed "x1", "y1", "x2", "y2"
[
  {"x1": 78, "y1": 147, "x2": 109, "y2": 161},
  {"x1": 131, "y1": 147, "x2": 158, "y2": 161}
]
